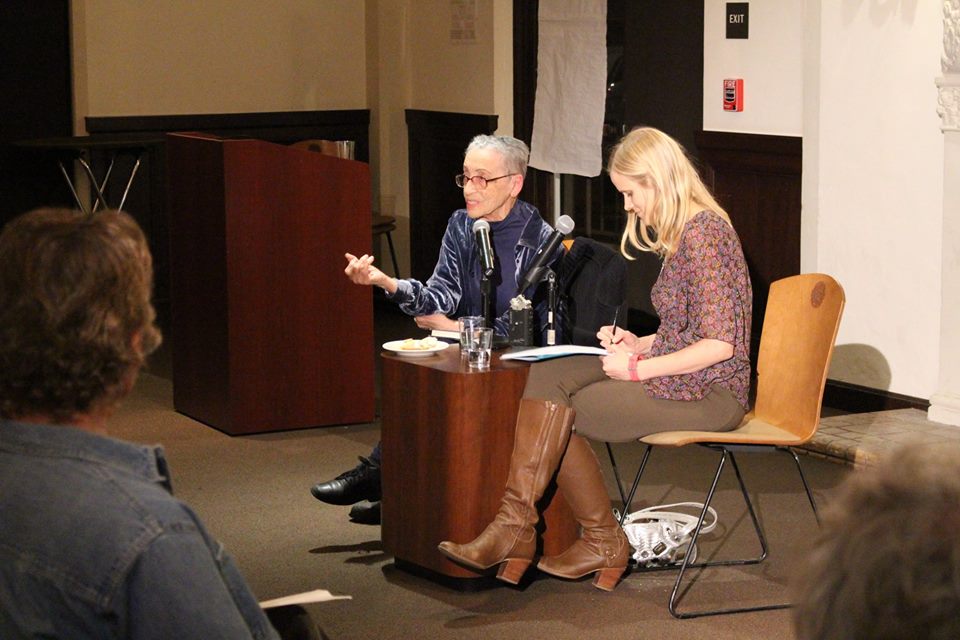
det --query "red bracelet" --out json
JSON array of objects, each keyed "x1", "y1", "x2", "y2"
[{"x1": 627, "y1": 352, "x2": 645, "y2": 381}]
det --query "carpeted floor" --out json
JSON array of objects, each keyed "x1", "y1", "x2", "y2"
[{"x1": 113, "y1": 298, "x2": 852, "y2": 639}]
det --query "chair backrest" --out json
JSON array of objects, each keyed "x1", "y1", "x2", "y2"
[
  {"x1": 753, "y1": 273, "x2": 845, "y2": 441},
  {"x1": 556, "y1": 237, "x2": 628, "y2": 346}
]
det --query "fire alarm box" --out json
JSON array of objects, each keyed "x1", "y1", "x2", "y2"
[{"x1": 723, "y1": 78, "x2": 744, "y2": 112}]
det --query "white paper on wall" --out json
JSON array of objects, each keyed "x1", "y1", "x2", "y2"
[{"x1": 529, "y1": 0, "x2": 607, "y2": 177}]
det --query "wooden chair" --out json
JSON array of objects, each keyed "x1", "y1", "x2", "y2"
[
  {"x1": 606, "y1": 273, "x2": 845, "y2": 618},
  {"x1": 292, "y1": 139, "x2": 401, "y2": 276}
]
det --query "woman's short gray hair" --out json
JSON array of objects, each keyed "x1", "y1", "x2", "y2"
[{"x1": 465, "y1": 135, "x2": 530, "y2": 176}]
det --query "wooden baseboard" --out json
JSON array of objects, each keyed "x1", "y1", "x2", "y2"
[{"x1": 823, "y1": 379, "x2": 929, "y2": 413}]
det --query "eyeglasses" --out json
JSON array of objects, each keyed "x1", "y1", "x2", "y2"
[{"x1": 455, "y1": 173, "x2": 516, "y2": 189}]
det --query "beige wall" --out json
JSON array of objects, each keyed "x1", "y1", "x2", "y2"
[
  {"x1": 369, "y1": 0, "x2": 509, "y2": 274},
  {"x1": 703, "y1": 0, "x2": 803, "y2": 135},
  {"x1": 407, "y1": 1, "x2": 495, "y2": 113},
  {"x1": 71, "y1": 0, "x2": 367, "y2": 129},
  {"x1": 808, "y1": 2, "x2": 943, "y2": 399},
  {"x1": 705, "y1": 0, "x2": 945, "y2": 399},
  {"x1": 74, "y1": 2, "x2": 946, "y2": 402},
  {"x1": 70, "y1": 0, "x2": 511, "y2": 276}
]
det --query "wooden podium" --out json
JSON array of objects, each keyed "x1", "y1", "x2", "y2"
[{"x1": 165, "y1": 132, "x2": 375, "y2": 434}]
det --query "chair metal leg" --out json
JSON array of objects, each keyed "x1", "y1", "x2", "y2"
[
  {"x1": 615, "y1": 443, "x2": 820, "y2": 617},
  {"x1": 605, "y1": 442, "x2": 629, "y2": 516},
  {"x1": 607, "y1": 443, "x2": 653, "y2": 526},
  {"x1": 666, "y1": 447, "x2": 788, "y2": 618},
  {"x1": 723, "y1": 450, "x2": 770, "y2": 566},
  {"x1": 780, "y1": 446, "x2": 820, "y2": 525}
]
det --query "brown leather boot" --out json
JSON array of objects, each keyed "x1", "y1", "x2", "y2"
[
  {"x1": 537, "y1": 434, "x2": 629, "y2": 591},
  {"x1": 438, "y1": 399, "x2": 575, "y2": 584}
]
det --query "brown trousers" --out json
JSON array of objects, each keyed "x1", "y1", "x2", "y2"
[{"x1": 522, "y1": 356, "x2": 745, "y2": 443}]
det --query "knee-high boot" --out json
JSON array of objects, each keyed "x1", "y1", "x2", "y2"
[
  {"x1": 537, "y1": 434, "x2": 629, "y2": 591},
  {"x1": 437, "y1": 399, "x2": 575, "y2": 584}
]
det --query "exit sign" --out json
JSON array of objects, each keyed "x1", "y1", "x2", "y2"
[{"x1": 726, "y1": 3, "x2": 749, "y2": 39}]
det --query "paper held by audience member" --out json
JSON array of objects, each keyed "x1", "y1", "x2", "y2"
[{"x1": 259, "y1": 589, "x2": 352, "y2": 609}]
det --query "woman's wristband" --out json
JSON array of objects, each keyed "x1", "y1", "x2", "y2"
[{"x1": 627, "y1": 352, "x2": 645, "y2": 382}]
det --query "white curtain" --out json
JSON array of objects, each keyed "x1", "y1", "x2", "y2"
[{"x1": 528, "y1": 0, "x2": 607, "y2": 178}]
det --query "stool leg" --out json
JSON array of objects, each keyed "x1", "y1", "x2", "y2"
[
  {"x1": 385, "y1": 231, "x2": 400, "y2": 277},
  {"x1": 58, "y1": 162, "x2": 89, "y2": 215},
  {"x1": 78, "y1": 157, "x2": 111, "y2": 213},
  {"x1": 118, "y1": 155, "x2": 143, "y2": 211}
]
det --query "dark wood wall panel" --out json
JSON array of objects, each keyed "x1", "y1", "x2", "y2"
[
  {"x1": 695, "y1": 131, "x2": 802, "y2": 358},
  {"x1": 405, "y1": 110, "x2": 498, "y2": 281}
]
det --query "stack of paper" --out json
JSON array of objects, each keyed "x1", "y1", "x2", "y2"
[{"x1": 500, "y1": 345, "x2": 608, "y2": 362}]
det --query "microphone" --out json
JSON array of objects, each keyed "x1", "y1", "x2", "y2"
[
  {"x1": 473, "y1": 219, "x2": 495, "y2": 277},
  {"x1": 516, "y1": 214, "x2": 575, "y2": 295}
]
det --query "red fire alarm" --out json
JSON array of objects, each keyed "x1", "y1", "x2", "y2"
[{"x1": 723, "y1": 78, "x2": 744, "y2": 112}]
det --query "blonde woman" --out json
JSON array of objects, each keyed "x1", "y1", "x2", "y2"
[{"x1": 439, "y1": 127, "x2": 753, "y2": 592}]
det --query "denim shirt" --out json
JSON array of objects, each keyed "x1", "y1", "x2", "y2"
[
  {"x1": 387, "y1": 200, "x2": 564, "y2": 342},
  {"x1": 0, "y1": 420, "x2": 279, "y2": 640}
]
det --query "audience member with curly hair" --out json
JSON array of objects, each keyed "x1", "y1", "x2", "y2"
[
  {"x1": 0, "y1": 209, "x2": 318, "y2": 639},
  {"x1": 793, "y1": 443, "x2": 960, "y2": 640}
]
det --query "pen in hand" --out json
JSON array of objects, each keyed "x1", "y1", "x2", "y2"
[{"x1": 611, "y1": 307, "x2": 622, "y2": 345}]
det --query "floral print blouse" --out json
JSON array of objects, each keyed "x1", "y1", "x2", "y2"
[{"x1": 644, "y1": 210, "x2": 752, "y2": 410}]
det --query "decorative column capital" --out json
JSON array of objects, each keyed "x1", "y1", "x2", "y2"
[
  {"x1": 939, "y1": 77, "x2": 960, "y2": 131},
  {"x1": 945, "y1": 0, "x2": 960, "y2": 71},
  {"x1": 939, "y1": 1, "x2": 960, "y2": 131}
]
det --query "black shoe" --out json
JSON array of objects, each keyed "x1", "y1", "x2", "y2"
[
  {"x1": 310, "y1": 456, "x2": 381, "y2": 505},
  {"x1": 348, "y1": 500, "x2": 381, "y2": 525}
]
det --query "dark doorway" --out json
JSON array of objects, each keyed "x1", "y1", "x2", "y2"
[
  {"x1": 513, "y1": 0, "x2": 704, "y2": 334},
  {"x1": 0, "y1": 1, "x2": 74, "y2": 226}
]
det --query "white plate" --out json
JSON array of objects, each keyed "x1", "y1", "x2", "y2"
[{"x1": 382, "y1": 339, "x2": 451, "y2": 358}]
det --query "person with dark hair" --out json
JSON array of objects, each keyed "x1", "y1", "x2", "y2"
[
  {"x1": 311, "y1": 135, "x2": 565, "y2": 524},
  {"x1": 0, "y1": 209, "x2": 285, "y2": 639},
  {"x1": 793, "y1": 443, "x2": 960, "y2": 640},
  {"x1": 438, "y1": 127, "x2": 752, "y2": 591}
]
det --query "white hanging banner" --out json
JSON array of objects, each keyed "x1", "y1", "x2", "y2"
[{"x1": 528, "y1": 0, "x2": 607, "y2": 178}]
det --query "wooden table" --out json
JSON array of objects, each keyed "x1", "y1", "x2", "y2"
[{"x1": 380, "y1": 344, "x2": 578, "y2": 583}]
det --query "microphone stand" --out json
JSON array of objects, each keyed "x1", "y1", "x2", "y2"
[
  {"x1": 546, "y1": 269, "x2": 557, "y2": 345},
  {"x1": 481, "y1": 272, "x2": 493, "y2": 330}
]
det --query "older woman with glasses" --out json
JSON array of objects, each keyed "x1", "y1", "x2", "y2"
[
  {"x1": 311, "y1": 134, "x2": 566, "y2": 524},
  {"x1": 344, "y1": 133, "x2": 562, "y2": 339}
]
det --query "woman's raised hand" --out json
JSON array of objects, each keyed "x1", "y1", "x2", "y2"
[{"x1": 344, "y1": 253, "x2": 385, "y2": 287}]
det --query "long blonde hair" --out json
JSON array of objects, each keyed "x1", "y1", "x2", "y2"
[{"x1": 607, "y1": 127, "x2": 731, "y2": 259}]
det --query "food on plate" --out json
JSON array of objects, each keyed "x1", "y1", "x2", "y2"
[{"x1": 399, "y1": 336, "x2": 441, "y2": 351}]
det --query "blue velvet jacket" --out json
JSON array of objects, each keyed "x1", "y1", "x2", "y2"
[{"x1": 387, "y1": 200, "x2": 563, "y2": 343}]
